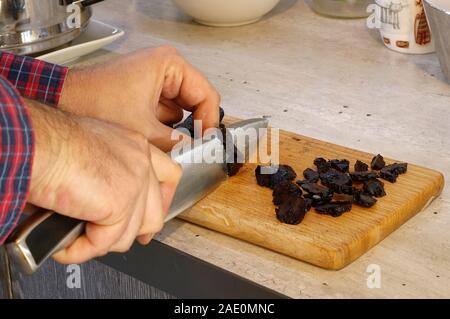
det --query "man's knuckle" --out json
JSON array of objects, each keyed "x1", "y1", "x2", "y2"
[
  {"x1": 153, "y1": 45, "x2": 178, "y2": 57},
  {"x1": 98, "y1": 201, "x2": 115, "y2": 221},
  {"x1": 97, "y1": 248, "x2": 110, "y2": 257},
  {"x1": 151, "y1": 218, "x2": 164, "y2": 233},
  {"x1": 214, "y1": 91, "x2": 221, "y2": 104},
  {"x1": 113, "y1": 245, "x2": 129, "y2": 253}
]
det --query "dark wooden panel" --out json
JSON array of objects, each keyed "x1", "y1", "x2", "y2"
[
  {"x1": 9, "y1": 258, "x2": 174, "y2": 299},
  {"x1": 0, "y1": 247, "x2": 12, "y2": 299},
  {"x1": 100, "y1": 240, "x2": 287, "y2": 299}
]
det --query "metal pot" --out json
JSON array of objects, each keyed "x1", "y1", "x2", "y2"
[
  {"x1": 424, "y1": 0, "x2": 450, "y2": 82},
  {"x1": 0, "y1": 0, "x2": 104, "y2": 55}
]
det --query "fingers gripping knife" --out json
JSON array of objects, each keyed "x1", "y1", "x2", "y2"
[{"x1": 5, "y1": 118, "x2": 268, "y2": 274}]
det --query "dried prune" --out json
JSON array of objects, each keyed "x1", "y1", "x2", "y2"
[
  {"x1": 219, "y1": 124, "x2": 243, "y2": 177},
  {"x1": 379, "y1": 169, "x2": 396, "y2": 183},
  {"x1": 380, "y1": 163, "x2": 408, "y2": 181},
  {"x1": 255, "y1": 166, "x2": 271, "y2": 187},
  {"x1": 350, "y1": 171, "x2": 379, "y2": 182},
  {"x1": 219, "y1": 107, "x2": 225, "y2": 122},
  {"x1": 320, "y1": 169, "x2": 353, "y2": 194},
  {"x1": 276, "y1": 196, "x2": 310, "y2": 225},
  {"x1": 329, "y1": 159, "x2": 350, "y2": 173},
  {"x1": 379, "y1": 163, "x2": 407, "y2": 183},
  {"x1": 174, "y1": 114, "x2": 195, "y2": 137},
  {"x1": 304, "y1": 197, "x2": 313, "y2": 211},
  {"x1": 354, "y1": 160, "x2": 369, "y2": 172},
  {"x1": 353, "y1": 191, "x2": 377, "y2": 207},
  {"x1": 272, "y1": 181, "x2": 302, "y2": 205},
  {"x1": 175, "y1": 106, "x2": 225, "y2": 137},
  {"x1": 227, "y1": 161, "x2": 243, "y2": 177},
  {"x1": 175, "y1": 107, "x2": 241, "y2": 176},
  {"x1": 385, "y1": 163, "x2": 408, "y2": 175},
  {"x1": 371, "y1": 154, "x2": 386, "y2": 170},
  {"x1": 303, "y1": 168, "x2": 319, "y2": 183},
  {"x1": 363, "y1": 179, "x2": 386, "y2": 197},
  {"x1": 255, "y1": 165, "x2": 297, "y2": 189},
  {"x1": 300, "y1": 182, "x2": 333, "y2": 205},
  {"x1": 314, "y1": 157, "x2": 331, "y2": 174},
  {"x1": 315, "y1": 201, "x2": 352, "y2": 217},
  {"x1": 295, "y1": 179, "x2": 308, "y2": 186}
]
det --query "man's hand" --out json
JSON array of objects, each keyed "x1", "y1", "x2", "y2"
[
  {"x1": 27, "y1": 102, "x2": 182, "y2": 264},
  {"x1": 59, "y1": 46, "x2": 221, "y2": 151}
]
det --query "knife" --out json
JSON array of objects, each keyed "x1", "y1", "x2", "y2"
[{"x1": 5, "y1": 118, "x2": 268, "y2": 274}]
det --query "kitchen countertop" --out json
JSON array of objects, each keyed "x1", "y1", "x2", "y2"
[{"x1": 87, "y1": 0, "x2": 449, "y2": 298}]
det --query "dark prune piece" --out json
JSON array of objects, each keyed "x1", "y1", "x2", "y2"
[
  {"x1": 315, "y1": 201, "x2": 352, "y2": 217},
  {"x1": 350, "y1": 171, "x2": 379, "y2": 182},
  {"x1": 255, "y1": 165, "x2": 297, "y2": 189},
  {"x1": 275, "y1": 196, "x2": 310, "y2": 225},
  {"x1": 304, "y1": 198, "x2": 313, "y2": 211},
  {"x1": 307, "y1": 197, "x2": 333, "y2": 207},
  {"x1": 272, "y1": 181, "x2": 302, "y2": 205},
  {"x1": 329, "y1": 159, "x2": 350, "y2": 173},
  {"x1": 371, "y1": 154, "x2": 386, "y2": 170},
  {"x1": 174, "y1": 114, "x2": 195, "y2": 137},
  {"x1": 227, "y1": 160, "x2": 243, "y2": 177},
  {"x1": 379, "y1": 169, "x2": 397, "y2": 183},
  {"x1": 267, "y1": 165, "x2": 296, "y2": 188},
  {"x1": 320, "y1": 169, "x2": 353, "y2": 194},
  {"x1": 175, "y1": 106, "x2": 225, "y2": 137},
  {"x1": 353, "y1": 191, "x2": 377, "y2": 207},
  {"x1": 363, "y1": 179, "x2": 386, "y2": 197},
  {"x1": 385, "y1": 163, "x2": 408, "y2": 175},
  {"x1": 379, "y1": 163, "x2": 408, "y2": 183},
  {"x1": 219, "y1": 107, "x2": 225, "y2": 123},
  {"x1": 300, "y1": 182, "x2": 333, "y2": 204},
  {"x1": 354, "y1": 160, "x2": 369, "y2": 172},
  {"x1": 219, "y1": 123, "x2": 243, "y2": 177},
  {"x1": 303, "y1": 168, "x2": 319, "y2": 183},
  {"x1": 314, "y1": 157, "x2": 331, "y2": 173},
  {"x1": 340, "y1": 185, "x2": 357, "y2": 195},
  {"x1": 255, "y1": 165, "x2": 271, "y2": 187},
  {"x1": 295, "y1": 179, "x2": 307, "y2": 186}
]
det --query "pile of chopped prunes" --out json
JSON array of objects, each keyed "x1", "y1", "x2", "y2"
[{"x1": 255, "y1": 154, "x2": 408, "y2": 225}]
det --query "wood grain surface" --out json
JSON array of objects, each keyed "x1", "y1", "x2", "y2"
[{"x1": 179, "y1": 120, "x2": 444, "y2": 270}]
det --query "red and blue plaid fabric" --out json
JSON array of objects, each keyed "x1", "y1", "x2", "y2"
[
  {"x1": 0, "y1": 75, "x2": 34, "y2": 243},
  {"x1": 0, "y1": 52, "x2": 68, "y2": 244},
  {"x1": 0, "y1": 52, "x2": 68, "y2": 106}
]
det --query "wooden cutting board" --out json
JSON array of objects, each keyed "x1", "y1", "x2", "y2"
[{"x1": 178, "y1": 118, "x2": 444, "y2": 270}]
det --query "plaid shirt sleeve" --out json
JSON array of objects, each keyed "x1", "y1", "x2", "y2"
[
  {"x1": 0, "y1": 75, "x2": 34, "y2": 244},
  {"x1": 0, "y1": 51, "x2": 67, "y2": 244},
  {"x1": 0, "y1": 51, "x2": 68, "y2": 106}
]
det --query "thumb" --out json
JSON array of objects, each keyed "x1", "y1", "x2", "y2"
[{"x1": 147, "y1": 119, "x2": 191, "y2": 153}]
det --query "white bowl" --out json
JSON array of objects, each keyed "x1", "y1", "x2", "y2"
[{"x1": 173, "y1": 0, "x2": 281, "y2": 27}]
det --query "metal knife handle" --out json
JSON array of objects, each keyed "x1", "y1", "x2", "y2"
[{"x1": 5, "y1": 210, "x2": 85, "y2": 275}]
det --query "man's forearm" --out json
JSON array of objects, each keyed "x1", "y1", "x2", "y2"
[{"x1": 26, "y1": 100, "x2": 72, "y2": 201}]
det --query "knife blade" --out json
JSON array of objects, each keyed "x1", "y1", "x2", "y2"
[{"x1": 5, "y1": 118, "x2": 268, "y2": 274}]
